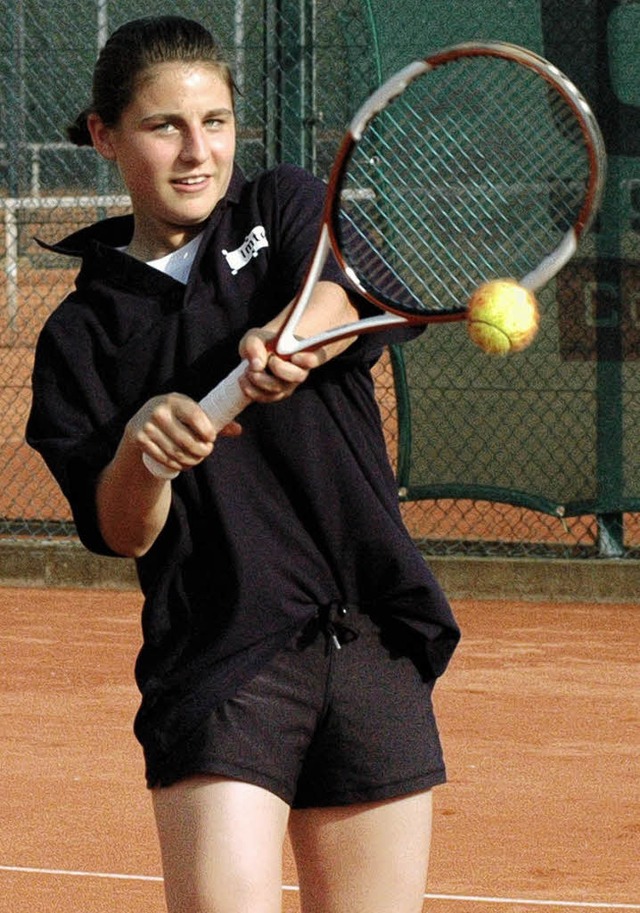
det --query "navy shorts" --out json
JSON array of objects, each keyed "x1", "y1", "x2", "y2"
[{"x1": 153, "y1": 605, "x2": 446, "y2": 808}]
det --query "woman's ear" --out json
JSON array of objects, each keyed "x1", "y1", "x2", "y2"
[{"x1": 87, "y1": 113, "x2": 117, "y2": 161}]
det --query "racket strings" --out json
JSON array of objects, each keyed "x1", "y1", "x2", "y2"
[
  {"x1": 365, "y1": 139, "x2": 465, "y2": 297},
  {"x1": 336, "y1": 53, "x2": 593, "y2": 315},
  {"x1": 496, "y1": 78, "x2": 588, "y2": 228},
  {"x1": 414, "y1": 67, "x2": 585, "y2": 237},
  {"x1": 345, "y1": 122, "x2": 486, "y2": 305}
]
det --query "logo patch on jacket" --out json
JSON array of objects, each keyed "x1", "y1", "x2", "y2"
[{"x1": 222, "y1": 226, "x2": 269, "y2": 275}]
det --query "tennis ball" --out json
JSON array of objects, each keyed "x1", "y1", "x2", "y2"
[{"x1": 467, "y1": 279, "x2": 540, "y2": 356}]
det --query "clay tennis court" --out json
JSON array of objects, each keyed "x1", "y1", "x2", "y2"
[{"x1": 1, "y1": 582, "x2": 638, "y2": 913}]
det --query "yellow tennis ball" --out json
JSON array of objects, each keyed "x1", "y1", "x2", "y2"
[{"x1": 467, "y1": 279, "x2": 540, "y2": 355}]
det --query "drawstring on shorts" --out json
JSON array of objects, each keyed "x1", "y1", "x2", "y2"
[{"x1": 300, "y1": 601, "x2": 360, "y2": 652}]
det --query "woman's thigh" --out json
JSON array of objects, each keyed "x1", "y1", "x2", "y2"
[
  {"x1": 152, "y1": 775, "x2": 290, "y2": 913},
  {"x1": 288, "y1": 789, "x2": 433, "y2": 913}
]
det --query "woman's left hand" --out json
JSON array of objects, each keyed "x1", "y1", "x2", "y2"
[
  {"x1": 237, "y1": 329, "x2": 325, "y2": 404},
  {"x1": 237, "y1": 281, "x2": 357, "y2": 404}
]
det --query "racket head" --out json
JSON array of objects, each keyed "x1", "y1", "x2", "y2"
[{"x1": 326, "y1": 40, "x2": 606, "y2": 321}]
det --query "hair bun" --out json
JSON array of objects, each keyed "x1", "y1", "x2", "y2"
[{"x1": 66, "y1": 109, "x2": 93, "y2": 147}]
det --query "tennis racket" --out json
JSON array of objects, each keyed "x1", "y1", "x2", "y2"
[{"x1": 144, "y1": 39, "x2": 606, "y2": 479}]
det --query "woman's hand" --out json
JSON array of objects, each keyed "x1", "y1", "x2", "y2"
[
  {"x1": 237, "y1": 280, "x2": 359, "y2": 405},
  {"x1": 237, "y1": 329, "x2": 324, "y2": 405},
  {"x1": 96, "y1": 393, "x2": 241, "y2": 557},
  {"x1": 129, "y1": 392, "x2": 241, "y2": 476}
]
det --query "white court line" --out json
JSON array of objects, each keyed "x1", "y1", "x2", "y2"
[
  {"x1": 1, "y1": 865, "x2": 639, "y2": 910},
  {"x1": 0, "y1": 864, "x2": 162, "y2": 883},
  {"x1": 425, "y1": 894, "x2": 640, "y2": 910}
]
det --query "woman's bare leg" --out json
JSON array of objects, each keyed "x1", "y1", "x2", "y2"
[
  {"x1": 288, "y1": 790, "x2": 433, "y2": 913},
  {"x1": 152, "y1": 776, "x2": 290, "y2": 913}
]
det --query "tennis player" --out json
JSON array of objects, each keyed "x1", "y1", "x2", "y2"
[{"x1": 27, "y1": 16, "x2": 460, "y2": 913}]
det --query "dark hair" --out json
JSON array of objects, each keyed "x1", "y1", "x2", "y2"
[{"x1": 67, "y1": 16, "x2": 233, "y2": 147}]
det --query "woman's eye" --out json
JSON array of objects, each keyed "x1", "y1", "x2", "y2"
[{"x1": 153, "y1": 122, "x2": 176, "y2": 134}]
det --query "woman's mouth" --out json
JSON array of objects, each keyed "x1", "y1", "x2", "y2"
[{"x1": 173, "y1": 175, "x2": 210, "y2": 189}]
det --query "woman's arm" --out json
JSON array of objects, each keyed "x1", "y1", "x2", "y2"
[
  {"x1": 96, "y1": 430, "x2": 172, "y2": 558},
  {"x1": 96, "y1": 393, "x2": 239, "y2": 557},
  {"x1": 96, "y1": 282, "x2": 357, "y2": 555},
  {"x1": 238, "y1": 281, "x2": 359, "y2": 402}
]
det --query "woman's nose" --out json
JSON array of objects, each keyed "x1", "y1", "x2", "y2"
[{"x1": 181, "y1": 125, "x2": 208, "y2": 162}]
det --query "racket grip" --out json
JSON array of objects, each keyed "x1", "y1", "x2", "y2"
[
  {"x1": 142, "y1": 361, "x2": 251, "y2": 480},
  {"x1": 198, "y1": 359, "x2": 251, "y2": 430},
  {"x1": 142, "y1": 452, "x2": 180, "y2": 480}
]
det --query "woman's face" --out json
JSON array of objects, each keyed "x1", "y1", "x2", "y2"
[{"x1": 91, "y1": 61, "x2": 236, "y2": 259}]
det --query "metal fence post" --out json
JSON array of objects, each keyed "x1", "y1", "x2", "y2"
[{"x1": 7, "y1": 0, "x2": 27, "y2": 197}]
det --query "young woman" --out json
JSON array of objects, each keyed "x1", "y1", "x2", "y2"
[{"x1": 27, "y1": 16, "x2": 460, "y2": 913}]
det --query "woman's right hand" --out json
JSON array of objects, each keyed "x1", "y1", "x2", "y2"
[
  {"x1": 129, "y1": 392, "x2": 241, "y2": 478},
  {"x1": 96, "y1": 393, "x2": 242, "y2": 557}
]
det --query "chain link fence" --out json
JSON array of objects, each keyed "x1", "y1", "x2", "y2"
[{"x1": 1, "y1": 0, "x2": 640, "y2": 559}]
